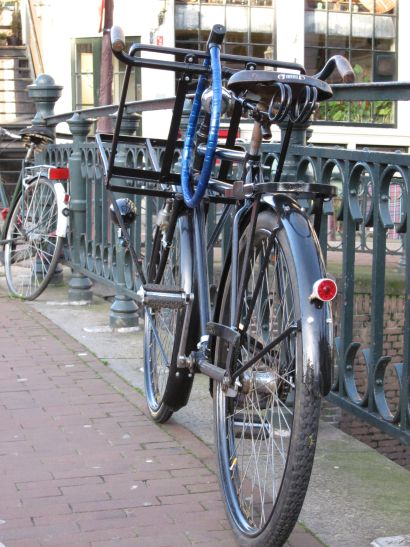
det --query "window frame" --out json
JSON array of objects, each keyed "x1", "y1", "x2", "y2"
[{"x1": 71, "y1": 36, "x2": 141, "y2": 111}]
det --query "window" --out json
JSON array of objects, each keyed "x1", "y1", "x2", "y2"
[
  {"x1": 175, "y1": 0, "x2": 275, "y2": 68},
  {"x1": 305, "y1": 0, "x2": 398, "y2": 124},
  {"x1": 72, "y1": 37, "x2": 141, "y2": 110}
]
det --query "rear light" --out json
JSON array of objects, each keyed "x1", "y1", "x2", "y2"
[
  {"x1": 48, "y1": 167, "x2": 70, "y2": 180},
  {"x1": 1, "y1": 207, "x2": 8, "y2": 220},
  {"x1": 311, "y1": 278, "x2": 337, "y2": 302}
]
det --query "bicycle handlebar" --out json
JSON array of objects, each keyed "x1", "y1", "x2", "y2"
[
  {"x1": 111, "y1": 25, "x2": 126, "y2": 53},
  {"x1": 314, "y1": 55, "x2": 355, "y2": 84},
  {"x1": 109, "y1": 26, "x2": 305, "y2": 76},
  {"x1": 206, "y1": 24, "x2": 225, "y2": 49},
  {"x1": 0, "y1": 127, "x2": 21, "y2": 141}
]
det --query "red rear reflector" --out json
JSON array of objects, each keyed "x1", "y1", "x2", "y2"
[
  {"x1": 311, "y1": 278, "x2": 337, "y2": 302},
  {"x1": 1, "y1": 207, "x2": 8, "y2": 220},
  {"x1": 63, "y1": 194, "x2": 70, "y2": 204},
  {"x1": 48, "y1": 167, "x2": 70, "y2": 180}
]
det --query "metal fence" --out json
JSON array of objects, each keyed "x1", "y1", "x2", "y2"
[{"x1": 28, "y1": 75, "x2": 410, "y2": 443}]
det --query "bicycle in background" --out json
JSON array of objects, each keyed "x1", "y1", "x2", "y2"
[
  {"x1": 0, "y1": 125, "x2": 70, "y2": 300},
  {"x1": 100, "y1": 24, "x2": 353, "y2": 546}
]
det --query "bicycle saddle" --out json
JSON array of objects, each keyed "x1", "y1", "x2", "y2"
[
  {"x1": 19, "y1": 125, "x2": 54, "y2": 148},
  {"x1": 227, "y1": 70, "x2": 333, "y2": 103}
]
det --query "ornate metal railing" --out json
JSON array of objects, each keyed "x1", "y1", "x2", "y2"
[{"x1": 26, "y1": 75, "x2": 409, "y2": 443}]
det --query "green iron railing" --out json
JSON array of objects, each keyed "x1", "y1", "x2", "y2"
[{"x1": 27, "y1": 75, "x2": 409, "y2": 443}]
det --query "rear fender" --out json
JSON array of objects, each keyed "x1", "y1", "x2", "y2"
[
  {"x1": 262, "y1": 194, "x2": 333, "y2": 396},
  {"x1": 53, "y1": 182, "x2": 69, "y2": 238}
]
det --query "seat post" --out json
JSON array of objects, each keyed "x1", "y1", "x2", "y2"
[{"x1": 249, "y1": 121, "x2": 263, "y2": 156}]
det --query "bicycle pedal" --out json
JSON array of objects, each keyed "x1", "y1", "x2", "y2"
[
  {"x1": 138, "y1": 284, "x2": 188, "y2": 309},
  {"x1": 207, "y1": 322, "x2": 240, "y2": 345}
]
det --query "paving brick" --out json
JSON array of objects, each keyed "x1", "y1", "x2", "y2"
[{"x1": 0, "y1": 293, "x2": 321, "y2": 546}]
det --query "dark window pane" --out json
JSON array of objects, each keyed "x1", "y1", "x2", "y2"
[
  {"x1": 225, "y1": 43, "x2": 248, "y2": 57},
  {"x1": 373, "y1": 51, "x2": 396, "y2": 80},
  {"x1": 175, "y1": 5, "x2": 199, "y2": 30},
  {"x1": 327, "y1": 11, "x2": 350, "y2": 47},
  {"x1": 305, "y1": 10, "x2": 326, "y2": 47},
  {"x1": 352, "y1": 14, "x2": 373, "y2": 44},
  {"x1": 226, "y1": 31, "x2": 248, "y2": 43},
  {"x1": 250, "y1": 31, "x2": 272, "y2": 44},
  {"x1": 251, "y1": 0, "x2": 272, "y2": 5},
  {"x1": 374, "y1": 15, "x2": 396, "y2": 49},
  {"x1": 250, "y1": 44, "x2": 272, "y2": 58},
  {"x1": 350, "y1": 49, "x2": 372, "y2": 81},
  {"x1": 351, "y1": 35, "x2": 372, "y2": 48},
  {"x1": 305, "y1": 46, "x2": 326, "y2": 75},
  {"x1": 175, "y1": 29, "x2": 199, "y2": 41},
  {"x1": 305, "y1": 0, "x2": 319, "y2": 8}
]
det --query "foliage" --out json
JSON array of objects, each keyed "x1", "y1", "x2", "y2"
[{"x1": 319, "y1": 64, "x2": 394, "y2": 124}]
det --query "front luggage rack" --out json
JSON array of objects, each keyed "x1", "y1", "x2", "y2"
[{"x1": 96, "y1": 133, "x2": 185, "y2": 198}]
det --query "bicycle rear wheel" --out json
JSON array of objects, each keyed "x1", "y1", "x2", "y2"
[
  {"x1": 143, "y1": 207, "x2": 194, "y2": 423},
  {"x1": 4, "y1": 177, "x2": 64, "y2": 300},
  {"x1": 214, "y1": 209, "x2": 321, "y2": 546}
]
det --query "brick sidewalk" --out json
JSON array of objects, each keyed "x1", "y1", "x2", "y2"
[{"x1": 0, "y1": 292, "x2": 322, "y2": 547}]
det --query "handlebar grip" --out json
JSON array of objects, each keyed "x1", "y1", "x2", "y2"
[
  {"x1": 334, "y1": 55, "x2": 355, "y2": 83},
  {"x1": 111, "y1": 25, "x2": 126, "y2": 53},
  {"x1": 207, "y1": 24, "x2": 226, "y2": 50}
]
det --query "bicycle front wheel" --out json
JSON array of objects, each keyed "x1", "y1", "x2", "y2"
[
  {"x1": 144, "y1": 209, "x2": 194, "y2": 423},
  {"x1": 4, "y1": 177, "x2": 64, "y2": 300},
  {"x1": 214, "y1": 209, "x2": 321, "y2": 546}
]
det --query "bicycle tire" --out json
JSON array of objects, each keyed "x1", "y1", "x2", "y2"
[
  {"x1": 143, "y1": 209, "x2": 195, "y2": 423},
  {"x1": 214, "y1": 209, "x2": 321, "y2": 546},
  {"x1": 4, "y1": 177, "x2": 64, "y2": 300}
]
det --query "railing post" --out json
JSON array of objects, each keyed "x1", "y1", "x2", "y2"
[
  {"x1": 277, "y1": 121, "x2": 309, "y2": 181},
  {"x1": 27, "y1": 73, "x2": 62, "y2": 128},
  {"x1": 109, "y1": 112, "x2": 139, "y2": 329},
  {"x1": 67, "y1": 113, "x2": 93, "y2": 302}
]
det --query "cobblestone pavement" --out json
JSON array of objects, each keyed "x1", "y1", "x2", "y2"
[{"x1": 0, "y1": 291, "x2": 322, "y2": 547}]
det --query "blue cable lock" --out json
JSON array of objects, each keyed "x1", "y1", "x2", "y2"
[{"x1": 181, "y1": 46, "x2": 222, "y2": 208}]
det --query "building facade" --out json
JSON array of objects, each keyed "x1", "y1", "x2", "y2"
[{"x1": 21, "y1": 0, "x2": 410, "y2": 148}]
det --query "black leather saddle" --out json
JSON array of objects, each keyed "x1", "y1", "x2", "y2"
[
  {"x1": 227, "y1": 70, "x2": 333, "y2": 103},
  {"x1": 19, "y1": 125, "x2": 54, "y2": 148}
]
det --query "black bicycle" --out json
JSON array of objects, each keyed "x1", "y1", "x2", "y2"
[{"x1": 97, "y1": 24, "x2": 353, "y2": 546}]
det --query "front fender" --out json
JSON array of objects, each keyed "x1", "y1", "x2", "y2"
[{"x1": 263, "y1": 194, "x2": 333, "y2": 396}]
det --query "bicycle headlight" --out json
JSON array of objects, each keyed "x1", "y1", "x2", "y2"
[{"x1": 110, "y1": 198, "x2": 137, "y2": 226}]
